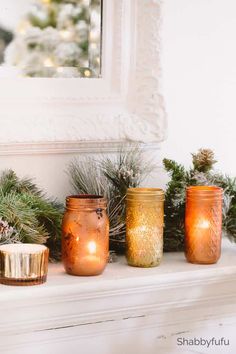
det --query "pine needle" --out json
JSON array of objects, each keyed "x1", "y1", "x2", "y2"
[
  {"x1": 163, "y1": 149, "x2": 236, "y2": 251},
  {"x1": 68, "y1": 145, "x2": 154, "y2": 253},
  {"x1": 0, "y1": 171, "x2": 62, "y2": 260}
]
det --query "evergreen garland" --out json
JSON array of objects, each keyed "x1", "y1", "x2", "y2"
[
  {"x1": 68, "y1": 146, "x2": 154, "y2": 253},
  {"x1": 163, "y1": 149, "x2": 236, "y2": 251},
  {"x1": 0, "y1": 170, "x2": 62, "y2": 260}
]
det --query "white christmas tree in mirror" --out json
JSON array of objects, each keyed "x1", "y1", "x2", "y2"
[{"x1": 4, "y1": 0, "x2": 102, "y2": 78}]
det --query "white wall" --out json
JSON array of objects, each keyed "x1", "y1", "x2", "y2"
[
  {"x1": 0, "y1": 147, "x2": 162, "y2": 202},
  {"x1": 0, "y1": 154, "x2": 76, "y2": 201},
  {"x1": 161, "y1": 0, "x2": 236, "y2": 176}
]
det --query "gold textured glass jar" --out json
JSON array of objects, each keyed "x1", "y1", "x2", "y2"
[
  {"x1": 126, "y1": 188, "x2": 165, "y2": 267},
  {"x1": 185, "y1": 186, "x2": 223, "y2": 264},
  {"x1": 62, "y1": 195, "x2": 109, "y2": 276}
]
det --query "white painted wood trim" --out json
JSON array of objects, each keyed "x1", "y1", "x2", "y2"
[{"x1": 0, "y1": 141, "x2": 161, "y2": 156}]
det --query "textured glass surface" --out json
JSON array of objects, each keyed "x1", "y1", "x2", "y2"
[
  {"x1": 185, "y1": 186, "x2": 223, "y2": 264},
  {"x1": 62, "y1": 195, "x2": 109, "y2": 276},
  {"x1": 126, "y1": 189, "x2": 164, "y2": 268}
]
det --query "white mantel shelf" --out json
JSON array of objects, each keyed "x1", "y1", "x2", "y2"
[{"x1": 1, "y1": 239, "x2": 236, "y2": 354}]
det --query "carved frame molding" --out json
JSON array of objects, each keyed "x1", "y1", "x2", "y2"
[{"x1": 0, "y1": 0, "x2": 166, "y2": 154}]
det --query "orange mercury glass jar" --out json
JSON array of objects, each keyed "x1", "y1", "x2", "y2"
[
  {"x1": 185, "y1": 186, "x2": 223, "y2": 264},
  {"x1": 126, "y1": 188, "x2": 165, "y2": 268},
  {"x1": 62, "y1": 195, "x2": 109, "y2": 276}
]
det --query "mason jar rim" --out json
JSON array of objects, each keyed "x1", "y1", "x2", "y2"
[
  {"x1": 126, "y1": 188, "x2": 165, "y2": 201},
  {"x1": 127, "y1": 187, "x2": 164, "y2": 194},
  {"x1": 187, "y1": 186, "x2": 223, "y2": 193},
  {"x1": 66, "y1": 194, "x2": 107, "y2": 209},
  {"x1": 186, "y1": 186, "x2": 223, "y2": 199}
]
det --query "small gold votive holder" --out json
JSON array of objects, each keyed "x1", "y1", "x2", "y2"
[{"x1": 0, "y1": 244, "x2": 49, "y2": 286}]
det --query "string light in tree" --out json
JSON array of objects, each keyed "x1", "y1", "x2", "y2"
[
  {"x1": 17, "y1": 21, "x2": 30, "y2": 35},
  {"x1": 59, "y1": 30, "x2": 74, "y2": 41},
  {"x1": 84, "y1": 69, "x2": 92, "y2": 77},
  {"x1": 44, "y1": 57, "x2": 54, "y2": 67}
]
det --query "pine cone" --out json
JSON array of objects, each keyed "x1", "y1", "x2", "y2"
[
  {"x1": 0, "y1": 219, "x2": 10, "y2": 235},
  {"x1": 192, "y1": 149, "x2": 216, "y2": 173}
]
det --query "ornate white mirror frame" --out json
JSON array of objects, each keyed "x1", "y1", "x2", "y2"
[{"x1": 0, "y1": 0, "x2": 166, "y2": 154}]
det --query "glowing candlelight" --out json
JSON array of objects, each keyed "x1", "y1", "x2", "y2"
[
  {"x1": 197, "y1": 220, "x2": 210, "y2": 229},
  {"x1": 87, "y1": 241, "x2": 97, "y2": 254},
  {"x1": 62, "y1": 195, "x2": 109, "y2": 276},
  {"x1": 185, "y1": 186, "x2": 223, "y2": 264},
  {"x1": 126, "y1": 188, "x2": 165, "y2": 268}
]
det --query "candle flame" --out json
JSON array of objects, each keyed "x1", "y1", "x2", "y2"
[
  {"x1": 88, "y1": 241, "x2": 97, "y2": 254},
  {"x1": 198, "y1": 220, "x2": 210, "y2": 229}
]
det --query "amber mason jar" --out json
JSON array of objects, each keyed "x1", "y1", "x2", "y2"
[
  {"x1": 62, "y1": 195, "x2": 109, "y2": 276},
  {"x1": 126, "y1": 188, "x2": 165, "y2": 268},
  {"x1": 185, "y1": 186, "x2": 223, "y2": 264}
]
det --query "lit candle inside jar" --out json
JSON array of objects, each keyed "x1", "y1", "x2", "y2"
[
  {"x1": 185, "y1": 186, "x2": 223, "y2": 264},
  {"x1": 78, "y1": 240, "x2": 104, "y2": 275},
  {"x1": 88, "y1": 241, "x2": 97, "y2": 254},
  {"x1": 198, "y1": 220, "x2": 211, "y2": 229},
  {"x1": 126, "y1": 188, "x2": 165, "y2": 268},
  {"x1": 192, "y1": 219, "x2": 211, "y2": 256},
  {"x1": 62, "y1": 195, "x2": 109, "y2": 276}
]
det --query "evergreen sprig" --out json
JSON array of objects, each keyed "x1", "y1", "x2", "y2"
[
  {"x1": 0, "y1": 170, "x2": 63, "y2": 260},
  {"x1": 163, "y1": 149, "x2": 236, "y2": 251},
  {"x1": 68, "y1": 146, "x2": 154, "y2": 253}
]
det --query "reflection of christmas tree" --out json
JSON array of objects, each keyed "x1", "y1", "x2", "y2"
[
  {"x1": 0, "y1": 26, "x2": 13, "y2": 64},
  {"x1": 5, "y1": 0, "x2": 101, "y2": 77}
]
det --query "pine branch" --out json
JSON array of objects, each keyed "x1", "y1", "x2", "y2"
[
  {"x1": 163, "y1": 149, "x2": 236, "y2": 251},
  {"x1": 68, "y1": 145, "x2": 155, "y2": 253},
  {"x1": 0, "y1": 190, "x2": 49, "y2": 244},
  {"x1": 0, "y1": 171, "x2": 63, "y2": 260},
  {"x1": 68, "y1": 158, "x2": 107, "y2": 196},
  {"x1": 100, "y1": 146, "x2": 153, "y2": 197},
  {"x1": 0, "y1": 170, "x2": 43, "y2": 196}
]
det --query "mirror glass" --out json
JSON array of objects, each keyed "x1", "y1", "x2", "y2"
[{"x1": 0, "y1": 0, "x2": 102, "y2": 78}]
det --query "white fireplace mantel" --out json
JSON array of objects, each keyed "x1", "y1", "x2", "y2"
[{"x1": 1, "y1": 239, "x2": 236, "y2": 354}]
